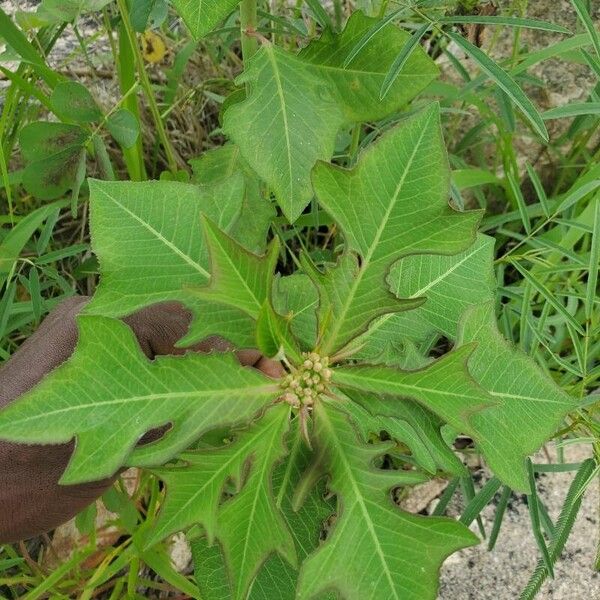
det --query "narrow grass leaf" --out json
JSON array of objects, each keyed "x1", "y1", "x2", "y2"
[
  {"x1": 586, "y1": 196, "x2": 600, "y2": 321},
  {"x1": 460, "y1": 477, "x2": 502, "y2": 527},
  {"x1": 581, "y1": 48, "x2": 600, "y2": 79},
  {"x1": 526, "y1": 458, "x2": 554, "y2": 578},
  {"x1": 304, "y1": 0, "x2": 333, "y2": 30},
  {"x1": 439, "y1": 15, "x2": 571, "y2": 34},
  {"x1": 447, "y1": 32, "x2": 548, "y2": 141},
  {"x1": 460, "y1": 475, "x2": 486, "y2": 537},
  {"x1": 343, "y1": 8, "x2": 405, "y2": 67},
  {"x1": 510, "y1": 259, "x2": 585, "y2": 335},
  {"x1": 507, "y1": 171, "x2": 531, "y2": 234},
  {"x1": 488, "y1": 486, "x2": 512, "y2": 550},
  {"x1": 431, "y1": 477, "x2": 460, "y2": 516},
  {"x1": 0, "y1": 7, "x2": 60, "y2": 87},
  {"x1": 28, "y1": 268, "x2": 42, "y2": 323},
  {"x1": 525, "y1": 162, "x2": 550, "y2": 218},
  {"x1": 571, "y1": 0, "x2": 600, "y2": 59},
  {"x1": 381, "y1": 23, "x2": 431, "y2": 99},
  {"x1": 542, "y1": 102, "x2": 600, "y2": 119},
  {"x1": 0, "y1": 283, "x2": 16, "y2": 340},
  {"x1": 554, "y1": 179, "x2": 600, "y2": 214},
  {"x1": 520, "y1": 459, "x2": 596, "y2": 599}
]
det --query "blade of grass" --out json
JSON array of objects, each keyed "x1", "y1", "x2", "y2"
[
  {"x1": 571, "y1": 0, "x2": 600, "y2": 60},
  {"x1": 447, "y1": 32, "x2": 548, "y2": 141},
  {"x1": 380, "y1": 22, "x2": 431, "y2": 99},
  {"x1": 343, "y1": 7, "x2": 406, "y2": 67},
  {"x1": 542, "y1": 102, "x2": 600, "y2": 119},
  {"x1": 439, "y1": 15, "x2": 571, "y2": 35},
  {"x1": 460, "y1": 475, "x2": 486, "y2": 537},
  {"x1": 581, "y1": 48, "x2": 600, "y2": 79},
  {"x1": 525, "y1": 162, "x2": 550, "y2": 218},
  {"x1": 460, "y1": 477, "x2": 502, "y2": 527},
  {"x1": 526, "y1": 459, "x2": 554, "y2": 578},
  {"x1": 304, "y1": 0, "x2": 333, "y2": 30},
  {"x1": 520, "y1": 459, "x2": 596, "y2": 600},
  {"x1": 431, "y1": 477, "x2": 460, "y2": 516},
  {"x1": 510, "y1": 259, "x2": 586, "y2": 336},
  {"x1": 488, "y1": 485, "x2": 512, "y2": 551},
  {"x1": 586, "y1": 197, "x2": 600, "y2": 322},
  {"x1": 0, "y1": 7, "x2": 60, "y2": 88},
  {"x1": 507, "y1": 170, "x2": 532, "y2": 234}
]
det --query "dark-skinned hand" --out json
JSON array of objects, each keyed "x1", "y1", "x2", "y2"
[{"x1": 0, "y1": 296, "x2": 283, "y2": 544}]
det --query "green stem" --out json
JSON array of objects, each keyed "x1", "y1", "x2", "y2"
[
  {"x1": 240, "y1": 0, "x2": 258, "y2": 63},
  {"x1": 116, "y1": 0, "x2": 179, "y2": 174}
]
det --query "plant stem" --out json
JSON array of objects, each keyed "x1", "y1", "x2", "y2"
[
  {"x1": 240, "y1": 0, "x2": 258, "y2": 63},
  {"x1": 116, "y1": 0, "x2": 179, "y2": 174}
]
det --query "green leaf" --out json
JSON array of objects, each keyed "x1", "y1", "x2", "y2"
[
  {"x1": 446, "y1": 32, "x2": 549, "y2": 141},
  {"x1": 311, "y1": 104, "x2": 481, "y2": 354},
  {"x1": 148, "y1": 406, "x2": 291, "y2": 546},
  {"x1": 130, "y1": 0, "x2": 168, "y2": 32},
  {"x1": 106, "y1": 108, "x2": 141, "y2": 148},
  {"x1": 0, "y1": 200, "x2": 68, "y2": 288},
  {"x1": 438, "y1": 15, "x2": 571, "y2": 35},
  {"x1": 272, "y1": 273, "x2": 319, "y2": 350},
  {"x1": 19, "y1": 122, "x2": 87, "y2": 200},
  {"x1": 192, "y1": 420, "x2": 336, "y2": 600},
  {"x1": 0, "y1": 7, "x2": 60, "y2": 87},
  {"x1": 85, "y1": 178, "x2": 242, "y2": 317},
  {"x1": 354, "y1": 234, "x2": 495, "y2": 361},
  {"x1": 380, "y1": 22, "x2": 431, "y2": 99},
  {"x1": 37, "y1": 0, "x2": 113, "y2": 22},
  {"x1": 361, "y1": 394, "x2": 467, "y2": 476},
  {"x1": 193, "y1": 217, "x2": 279, "y2": 320},
  {"x1": 332, "y1": 345, "x2": 494, "y2": 437},
  {"x1": 571, "y1": 0, "x2": 600, "y2": 60},
  {"x1": 171, "y1": 0, "x2": 239, "y2": 39},
  {"x1": 223, "y1": 11, "x2": 438, "y2": 222},
  {"x1": 249, "y1": 423, "x2": 336, "y2": 599},
  {"x1": 190, "y1": 145, "x2": 275, "y2": 254},
  {"x1": 542, "y1": 102, "x2": 600, "y2": 119},
  {"x1": 296, "y1": 401, "x2": 478, "y2": 600},
  {"x1": 50, "y1": 81, "x2": 102, "y2": 123},
  {"x1": 457, "y1": 302, "x2": 579, "y2": 491},
  {"x1": 0, "y1": 316, "x2": 279, "y2": 484}
]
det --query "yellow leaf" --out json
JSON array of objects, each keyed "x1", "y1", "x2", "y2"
[{"x1": 141, "y1": 31, "x2": 166, "y2": 63}]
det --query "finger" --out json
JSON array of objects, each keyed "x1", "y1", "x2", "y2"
[
  {"x1": 254, "y1": 356, "x2": 286, "y2": 379},
  {"x1": 0, "y1": 296, "x2": 88, "y2": 407}
]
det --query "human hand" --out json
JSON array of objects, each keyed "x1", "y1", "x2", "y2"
[{"x1": 0, "y1": 297, "x2": 283, "y2": 543}]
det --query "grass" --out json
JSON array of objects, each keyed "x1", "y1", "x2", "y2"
[{"x1": 0, "y1": 0, "x2": 599, "y2": 597}]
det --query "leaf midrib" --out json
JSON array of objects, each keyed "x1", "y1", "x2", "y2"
[
  {"x1": 323, "y1": 113, "x2": 432, "y2": 353},
  {"x1": 319, "y1": 405, "x2": 399, "y2": 599},
  {"x1": 156, "y1": 433, "x2": 260, "y2": 538},
  {"x1": 357, "y1": 241, "x2": 487, "y2": 341},
  {"x1": 96, "y1": 186, "x2": 210, "y2": 279},
  {"x1": 235, "y1": 419, "x2": 286, "y2": 598},
  {"x1": 266, "y1": 47, "x2": 294, "y2": 201},
  {"x1": 7, "y1": 384, "x2": 278, "y2": 424}
]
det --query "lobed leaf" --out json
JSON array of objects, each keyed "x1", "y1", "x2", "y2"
[
  {"x1": 172, "y1": 0, "x2": 239, "y2": 40},
  {"x1": 353, "y1": 234, "x2": 495, "y2": 362},
  {"x1": 456, "y1": 302, "x2": 579, "y2": 491},
  {"x1": 0, "y1": 316, "x2": 280, "y2": 484},
  {"x1": 84, "y1": 178, "x2": 260, "y2": 348},
  {"x1": 296, "y1": 401, "x2": 478, "y2": 600},
  {"x1": 192, "y1": 216, "x2": 279, "y2": 320},
  {"x1": 332, "y1": 345, "x2": 494, "y2": 436},
  {"x1": 190, "y1": 145, "x2": 275, "y2": 254},
  {"x1": 311, "y1": 104, "x2": 482, "y2": 354},
  {"x1": 149, "y1": 406, "x2": 294, "y2": 590},
  {"x1": 223, "y1": 12, "x2": 439, "y2": 222}
]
